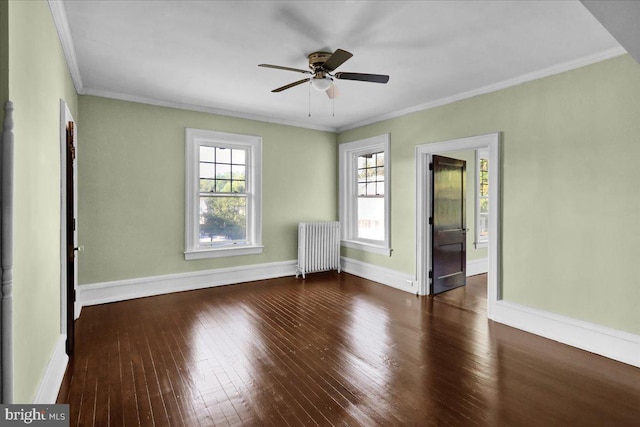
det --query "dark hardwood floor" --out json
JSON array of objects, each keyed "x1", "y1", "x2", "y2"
[{"x1": 57, "y1": 272, "x2": 640, "y2": 426}]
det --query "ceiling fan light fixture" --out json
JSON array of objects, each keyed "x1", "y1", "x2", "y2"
[{"x1": 310, "y1": 77, "x2": 332, "y2": 92}]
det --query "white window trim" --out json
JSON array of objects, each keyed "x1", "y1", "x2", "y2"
[
  {"x1": 339, "y1": 134, "x2": 391, "y2": 256},
  {"x1": 184, "y1": 128, "x2": 263, "y2": 260},
  {"x1": 475, "y1": 148, "x2": 489, "y2": 249}
]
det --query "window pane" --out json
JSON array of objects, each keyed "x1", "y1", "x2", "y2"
[
  {"x1": 216, "y1": 147, "x2": 231, "y2": 163},
  {"x1": 200, "y1": 146, "x2": 215, "y2": 162},
  {"x1": 480, "y1": 197, "x2": 489, "y2": 214},
  {"x1": 358, "y1": 168, "x2": 368, "y2": 181},
  {"x1": 216, "y1": 163, "x2": 231, "y2": 180},
  {"x1": 357, "y1": 197, "x2": 385, "y2": 241},
  {"x1": 376, "y1": 181, "x2": 385, "y2": 196},
  {"x1": 357, "y1": 183, "x2": 366, "y2": 196},
  {"x1": 232, "y1": 165, "x2": 246, "y2": 181},
  {"x1": 479, "y1": 213, "x2": 489, "y2": 238},
  {"x1": 365, "y1": 154, "x2": 376, "y2": 168},
  {"x1": 216, "y1": 180, "x2": 231, "y2": 192},
  {"x1": 199, "y1": 196, "x2": 247, "y2": 245},
  {"x1": 200, "y1": 163, "x2": 215, "y2": 179},
  {"x1": 231, "y1": 180, "x2": 245, "y2": 193},
  {"x1": 232, "y1": 149, "x2": 246, "y2": 165},
  {"x1": 200, "y1": 179, "x2": 215, "y2": 192}
]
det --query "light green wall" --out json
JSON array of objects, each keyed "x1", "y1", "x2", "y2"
[
  {"x1": 439, "y1": 149, "x2": 488, "y2": 262},
  {"x1": 8, "y1": 0, "x2": 78, "y2": 402},
  {"x1": 339, "y1": 55, "x2": 640, "y2": 335},
  {"x1": 78, "y1": 95, "x2": 337, "y2": 284}
]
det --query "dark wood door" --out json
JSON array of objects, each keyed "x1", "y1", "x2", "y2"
[
  {"x1": 65, "y1": 121, "x2": 76, "y2": 356},
  {"x1": 431, "y1": 155, "x2": 466, "y2": 294}
]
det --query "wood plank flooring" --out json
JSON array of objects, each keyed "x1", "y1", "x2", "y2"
[{"x1": 57, "y1": 272, "x2": 640, "y2": 426}]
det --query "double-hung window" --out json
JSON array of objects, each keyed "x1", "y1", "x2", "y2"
[
  {"x1": 339, "y1": 134, "x2": 391, "y2": 255},
  {"x1": 185, "y1": 128, "x2": 262, "y2": 260},
  {"x1": 475, "y1": 148, "x2": 489, "y2": 248}
]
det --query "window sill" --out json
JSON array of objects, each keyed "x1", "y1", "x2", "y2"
[
  {"x1": 184, "y1": 245, "x2": 264, "y2": 260},
  {"x1": 341, "y1": 240, "x2": 391, "y2": 256},
  {"x1": 474, "y1": 241, "x2": 488, "y2": 249}
]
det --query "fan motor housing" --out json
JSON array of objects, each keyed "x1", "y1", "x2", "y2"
[{"x1": 308, "y1": 52, "x2": 332, "y2": 70}]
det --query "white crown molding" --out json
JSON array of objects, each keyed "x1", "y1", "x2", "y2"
[
  {"x1": 82, "y1": 88, "x2": 337, "y2": 133},
  {"x1": 79, "y1": 260, "x2": 297, "y2": 307},
  {"x1": 493, "y1": 300, "x2": 640, "y2": 368},
  {"x1": 48, "y1": 0, "x2": 84, "y2": 94},
  {"x1": 33, "y1": 335, "x2": 68, "y2": 404},
  {"x1": 337, "y1": 47, "x2": 627, "y2": 133}
]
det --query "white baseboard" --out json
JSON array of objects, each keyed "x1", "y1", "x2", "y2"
[
  {"x1": 467, "y1": 257, "x2": 488, "y2": 277},
  {"x1": 33, "y1": 335, "x2": 68, "y2": 404},
  {"x1": 493, "y1": 300, "x2": 640, "y2": 368},
  {"x1": 340, "y1": 257, "x2": 488, "y2": 293},
  {"x1": 79, "y1": 260, "x2": 298, "y2": 307},
  {"x1": 341, "y1": 257, "x2": 416, "y2": 294},
  {"x1": 74, "y1": 300, "x2": 81, "y2": 320}
]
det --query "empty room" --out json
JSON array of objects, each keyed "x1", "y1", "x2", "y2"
[{"x1": 1, "y1": 0, "x2": 639, "y2": 425}]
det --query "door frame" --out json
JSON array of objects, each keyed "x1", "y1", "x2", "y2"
[
  {"x1": 415, "y1": 132, "x2": 500, "y2": 319},
  {"x1": 59, "y1": 100, "x2": 78, "y2": 343}
]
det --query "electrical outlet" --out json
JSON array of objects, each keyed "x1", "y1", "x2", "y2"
[{"x1": 406, "y1": 279, "x2": 413, "y2": 287}]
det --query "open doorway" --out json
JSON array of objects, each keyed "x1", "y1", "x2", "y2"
[{"x1": 415, "y1": 133, "x2": 500, "y2": 319}]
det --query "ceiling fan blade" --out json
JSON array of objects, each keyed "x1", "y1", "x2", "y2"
[
  {"x1": 326, "y1": 82, "x2": 340, "y2": 99},
  {"x1": 272, "y1": 78, "x2": 309, "y2": 93},
  {"x1": 259, "y1": 64, "x2": 312, "y2": 74},
  {"x1": 321, "y1": 49, "x2": 353, "y2": 72},
  {"x1": 334, "y1": 72, "x2": 389, "y2": 84}
]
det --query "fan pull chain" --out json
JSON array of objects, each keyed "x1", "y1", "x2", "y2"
[
  {"x1": 308, "y1": 81, "x2": 311, "y2": 118},
  {"x1": 332, "y1": 95, "x2": 335, "y2": 117}
]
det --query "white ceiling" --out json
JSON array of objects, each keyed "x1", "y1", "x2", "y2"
[{"x1": 58, "y1": 0, "x2": 624, "y2": 132}]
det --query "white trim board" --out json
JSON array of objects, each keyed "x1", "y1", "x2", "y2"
[
  {"x1": 493, "y1": 301, "x2": 640, "y2": 368},
  {"x1": 341, "y1": 257, "x2": 416, "y2": 294},
  {"x1": 33, "y1": 335, "x2": 68, "y2": 404},
  {"x1": 79, "y1": 261, "x2": 297, "y2": 307},
  {"x1": 467, "y1": 257, "x2": 488, "y2": 277}
]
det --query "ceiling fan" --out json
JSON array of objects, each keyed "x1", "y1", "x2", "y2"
[{"x1": 258, "y1": 49, "x2": 389, "y2": 99}]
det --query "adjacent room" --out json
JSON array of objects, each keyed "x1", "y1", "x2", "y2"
[{"x1": 1, "y1": 0, "x2": 639, "y2": 425}]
